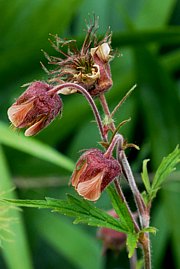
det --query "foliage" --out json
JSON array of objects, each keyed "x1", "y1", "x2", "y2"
[{"x1": 0, "y1": 0, "x2": 180, "y2": 269}]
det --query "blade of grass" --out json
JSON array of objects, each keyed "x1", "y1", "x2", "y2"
[
  {"x1": 136, "y1": 0, "x2": 176, "y2": 29},
  {"x1": 32, "y1": 211, "x2": 103, "y2": 269},
  {"x1": 0, "y1": 122, "x2": 74, "y2": 172},
  {"x1": 0, "y1": 145, "x2": 33, "y2": 269},
  {"x1": 162, "y1": 182, "x2": 180, "y2": 269}
]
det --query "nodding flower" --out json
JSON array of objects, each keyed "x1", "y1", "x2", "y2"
[
  {"x1": 71, "y1": 148, "x2": 121, "y2": 201},
  {"x1": 42, "y1": 17, "x2": 113, "y2": 97},
  {"x1": 7, "y1": 81, "x2": 63, "y2": 136}
]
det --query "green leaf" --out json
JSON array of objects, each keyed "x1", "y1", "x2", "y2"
[
  {"x1": 1, "y1": 194, "x2": 130, "y2": 234},
  {"x1": 151, "y1": 203, "x2": 170, "y2": 269},
  {"x1": 112, "y1": 27, "x2": 180, "y2": 47},
  {"x1": 0, "y1": 122, "x2": 74, "y2": 172},
  {"x1": 150, "y1": 146, "x2": 180, "y2": 201},
  {"x1": 107, "y1": 185, "x2": 135, "y2": 233},
  {"x1": 0, "y1": 145, "x2": 33, "y2": 269},
  {"x1": 162, "y1": 182, "x2": 180, "y2": 269},
  {"x1": 134, "y1": 46, "x2": 180, "y2": 167},
  {"x1": 136, "y1": 0, "x2": 176, "y2": 29},
  {"x1": 32, "y1": 211, "x2": 103, "y2": 269},
  {"x1": 140, "y1": 227, "x2": 157, "y2": 234},
  {"x1": 141, "y1": 159, "x2": 151, "y2": 194},
  {"x1": 126, "y1": 233, "x2": 139, "y2": 258}
]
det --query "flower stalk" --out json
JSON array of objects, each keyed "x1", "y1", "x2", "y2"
[
  {"x1": 50, "y1": 83, "x2": 105, "y2": 140},
  {"x1": 6, "y1": 18, "x2": 154, "y2": 269}
]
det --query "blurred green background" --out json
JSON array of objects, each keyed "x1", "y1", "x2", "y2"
[{"x1": 0, "y1": 0, "x2": 180, "y2": 268}]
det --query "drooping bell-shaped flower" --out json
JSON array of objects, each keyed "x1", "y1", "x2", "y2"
[
  {"x1": 71, "y1": 149, "x2": 121, "y2": 201},
  {"x1": 8, "y1": 81, "x2": 63, "y2": 136}
]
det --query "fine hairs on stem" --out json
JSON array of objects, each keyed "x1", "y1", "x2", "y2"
[
  {"x1": 7, "y1": 18, "x2": 154, "y2": 269},
  {"x1": 99, "y1": 93, "x2": 152, "y2": 269}
]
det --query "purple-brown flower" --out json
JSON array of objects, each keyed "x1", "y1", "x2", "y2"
[
  {"x1": 71, "y1": 149, "x2": 121, "y2": 201},
  {"x1": 97, "y1": 209, "x2": 126, "y2": 252},
  {"x1": 8, "y1": 81, "x2": 63, "y2": 136}
]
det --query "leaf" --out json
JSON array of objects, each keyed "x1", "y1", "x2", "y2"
[
  {"x1": 134, "y1": 46, "x2": 180, "y2": 167},
  {"x1": 150, "y1": 146, "x2": 180, "y2": 201},
  {"x1": 162, "y1": 182, "x2": 180, "y2": 269},
  {"x1": 112, "y1": 27, "x2": 180, "y2": 47},
  {"x1": 140, "y1": 226, "x2": 157, "y2": 234},
  {"x1": 1, "y1": 194, "x2": 130, "y2": 234},
  {"x1": 151, "y1": 203, "x2": 170, "y2": 269},
  {"x1": 135, "y1": 0, "x2": 176, "y2": 29},
  {"x1": 32, "y1": 211, "x2": 103, "y2": 269},
  {"x1": 141, "y1": 159, "x2": 151, "y2": 194},
  {"x1": 107, "y1": 185, "x2": 135, "y2": 233},
  {"x1": 126, "y1": 233, "x2": 139, "y2": 258},
  {"x1": 0, "y1": 145, "x2": 33, "y2": 269},
  {"x1": 0, "y1": 122, "x2": 74, "y2": 172}
]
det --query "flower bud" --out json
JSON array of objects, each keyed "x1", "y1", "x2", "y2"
[
  {"x1": 8, "y1": 81, "x2": 63, "y2": 136},
  {"x1": 97, "y1": 210, "x2": 126, "y2": 252},
  {"x1": 71, "y1": 149, "x2": 121, "y2": 201}
]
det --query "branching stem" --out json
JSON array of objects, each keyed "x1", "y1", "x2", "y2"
[{"x1": 99, "y1": 93, "x2": 151, "y2": 269}]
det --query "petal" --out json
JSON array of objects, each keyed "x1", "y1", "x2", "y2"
[
  {"x1": 77, "y1": 171, "x2": 104, "y2": 201},
  {"x1": 7, "y1": 101, "x2": 34, "y2": 127},
  {"x1": 25, "y1": 116, "x2": 46, "y2": 136},
  {"x1": 71, "y1": 161, "x2": 87, "y2": 188},
  {"x1": 91, "y1": 43, "x2": 110, "y2": 62},
  {"x1": 96, "y1": 43, "x2": 110, "y2": 62}
]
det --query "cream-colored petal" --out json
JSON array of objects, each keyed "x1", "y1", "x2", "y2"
[
  {"x1": 25, "y1": 117, "x2": 45, "y2": 136},
  {"x1": 8, "y1": 101, "x2": 34, "y2": 127},
  {"x1": 77, "y1": 171, "x2": 104, "y2": 201},
  {"x1": 91, "y1": 43, "x2": 110, "y2": 62},
  {"x1": 71, "y1": 161, "x2": 87, "y2": 188}
]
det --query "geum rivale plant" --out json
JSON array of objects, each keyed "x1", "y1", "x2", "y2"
[{"x1": 4, "y1": 17, "x2": 180, "y2": 269}]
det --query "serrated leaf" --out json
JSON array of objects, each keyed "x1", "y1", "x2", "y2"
[
  {"x1": 107, "y1": 185, "x2": 135, "y2": 233},
  {"x1": 140, "y1": 226, "x2": 157, "y2": 234},
  {"x1": 150, "y1": 146, "x2": 180, "y2": 201},
  {"x1": 141, "y1": 159, "x2": 151, "y2": 194},
  {"x1": 1, "y1": 194, "x2": 130, "y2": 234},
  {"x1": 126, "y1": 233, "x2": 139, "y2": 258}
]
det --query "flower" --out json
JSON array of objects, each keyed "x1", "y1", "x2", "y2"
[
  {"x1": 43, "y1": 17, "x2": 113, "y2": 97},
  {"x1": 97, "y1": 209, "x2": 126, "y2": 253},
  {"x1": 7, "y1": 81, "x2": 63, "y2": 136},
  {"x1": 71, "y1": 149, "x2": 121, "y2": 201}
]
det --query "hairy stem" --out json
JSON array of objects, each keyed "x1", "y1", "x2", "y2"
[
  {"x1": 99, "y1": 93, "x2": 146, "y2": 226},
  {"x1": 99, "y1": 93, "x2": 151, "y2": 268},
  {"x1": 119, "y1": 150, "x2": 147, "y2": 228},
  {"x1": 114, "y1": 179, "x2": 140, "y2": 232},
  {"x1": 104, "y1": 134, "x2": 123, "y2": 158},
  {"x1": 140, "y1": 233, "x2": 151, "y2": 269}
]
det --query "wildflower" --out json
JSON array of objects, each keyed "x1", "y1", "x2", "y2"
[
  {"x1": 43, "y1": 17, "x2": 113, "y2": 97},
  {"x1": 97, "y1": 209, "x2": 126, "y2": 253},
  {"x1": 7, "y1": 81, "x2": 63, "y2": 136},
  {"x1": 71, "y1": 149, "x2": 121, "y2": 201}
]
